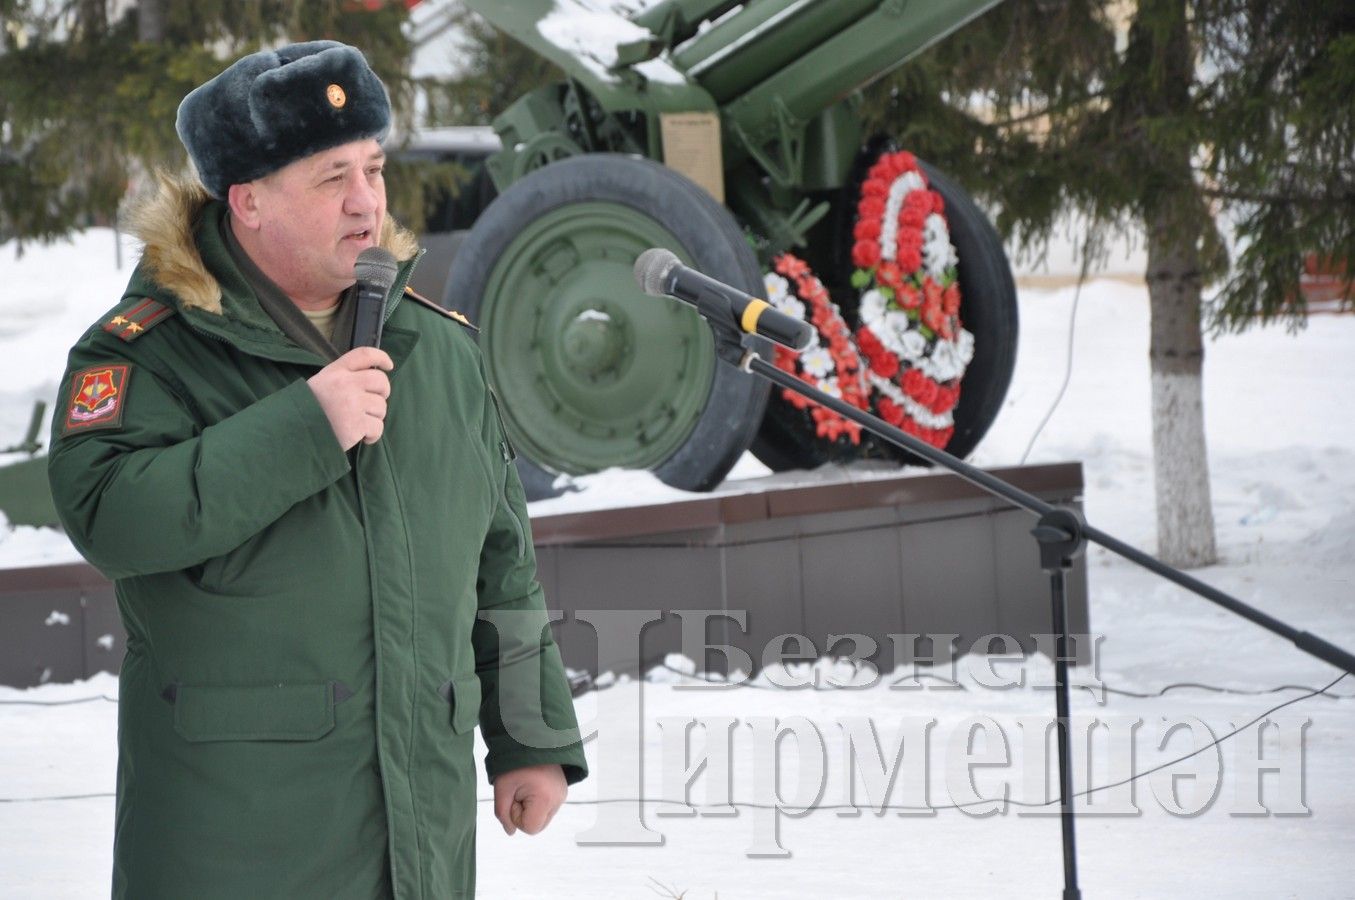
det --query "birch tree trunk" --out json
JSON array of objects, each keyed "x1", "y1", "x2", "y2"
[
  {"x1": 1145, "y1": 207, "x2": 1218, "y2": 568},
  {"x1": 1131, "y1": 0, "x2": 1219, "y2": 569}
]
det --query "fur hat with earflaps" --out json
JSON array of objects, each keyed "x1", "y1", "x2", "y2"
[{"x1": 176, "y1": 41, "x2": 391, "y2": 199}]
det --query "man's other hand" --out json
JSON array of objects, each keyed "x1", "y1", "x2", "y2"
[
  {"x1": 307, "y1": 347, "x2": 394, "y2": 449},
  {"x1": 493, "y1": 764, "x2": 568, "y2": 836}
]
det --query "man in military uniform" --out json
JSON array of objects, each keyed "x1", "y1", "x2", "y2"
[{"x1": 48, "y1": 41, "x2": 587, "y2": 899}]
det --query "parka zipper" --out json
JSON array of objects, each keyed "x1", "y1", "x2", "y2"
[
  {"x1": 487, "y1": 389, "x2": 526, "y2": 561},
  {"x1": 501, "y1": 464, "x2": 526, "y2": 561}
]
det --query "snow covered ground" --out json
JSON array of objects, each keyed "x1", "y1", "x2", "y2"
[{"x1": 2, "y1": 228, "x2": 1353, "y2": 897}]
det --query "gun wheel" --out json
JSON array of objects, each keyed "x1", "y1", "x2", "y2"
[{"x1": 444, "y1": 154, "x2": 769, "y2": 496}]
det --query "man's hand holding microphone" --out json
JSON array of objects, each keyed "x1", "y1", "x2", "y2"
[{"x1": 308, "y1": 247, "x2": 400, "y2": 450}]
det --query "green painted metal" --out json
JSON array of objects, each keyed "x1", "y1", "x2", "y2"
[
  {"x1": 473, "y1": 0, "x2": 1005, "y2": 215},
  {"x1": 718, "y1": 0, "x2": 1003, "y2": 171},
  {"x1": 0, "y1": 456, "x2": 59, "y2": 527},
  {"x1": 0, "y1": 402, "x2": 58, "y2": 527},
  {"x1": 631, "y1": 0, "x2": 742, "y2": 45},
  {"x1": 478, "y1": 202, "x2": 716, "y2": 474},
  {"x1": 674, "y1": 0, "x2": 878, "y2": 104},
  {"x1": 461, "y1": 0, "x2": 716, "y2": 115}
]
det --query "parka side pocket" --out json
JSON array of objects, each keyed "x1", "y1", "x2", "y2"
[
  {"x1": 172, "y1": 682, "x2": 337, "y2": 743},
  {"x1": 439, "y1": 672, "x2": 483, "y2": 734}
]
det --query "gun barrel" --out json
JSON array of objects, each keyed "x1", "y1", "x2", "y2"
[
  {"x1": 704, "y1": 0, "x2": 1004, "y2": 154},
  {"x1": 672, "y1": 0, "x2": 877, "y2": 104},
  {"x1": 631, "y1": 0, "x2": 743, "y2": 45}
]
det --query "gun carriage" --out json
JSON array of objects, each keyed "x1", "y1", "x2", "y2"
[{"x1": 440, "y1": 0, "x2": 1018, "y2": 495}]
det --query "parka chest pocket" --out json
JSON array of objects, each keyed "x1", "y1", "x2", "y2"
[
  {"x1": 438, "y1": 672, "x2": 482, "y2": 734},
  {"x1": 172, "y1": 682, "x2": 338, "y2": 743}
]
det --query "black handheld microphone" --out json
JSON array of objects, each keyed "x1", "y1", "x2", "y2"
[
  {"x1": 633, "y1": 248, "x2": 814, "y2": 352},
  {"x1": 351, "y1": 247, "x2": 399, "y2": 348}
]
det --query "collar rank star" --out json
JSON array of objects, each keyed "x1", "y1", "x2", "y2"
[{"x1": 64, "y1": 364, "x2": 131, "y2": 434}]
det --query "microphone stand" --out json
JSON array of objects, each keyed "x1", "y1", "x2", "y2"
[{"x1": 703, "y1": 324, "x2": 1355, "y2": 900}]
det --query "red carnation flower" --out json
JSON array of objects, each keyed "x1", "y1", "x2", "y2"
[
  {"x1": 877, "y1": 397, "x2": 904, "y2": 427},
  {"x1": 775, "y1": 255, "x2": 810, "y2": 279},
  {"x1": 854, "y1": 218, "x2": 882, "y2": 241},
  {"x1": 929, "y1": 191, "x2": 945, "y2": 215},
  {"x1": 874, "y1": 352, "x2": 899, "y2": 379},
  {"x1": 923, "y1": 303, "x2": 947, "y2": 334},
  {"x1": 859, "y1": 196, "x2": 886, "y2": 220},
  {"x1": 855, "y1": 326, "x2": 882, "y2": 356},
  {"x1": 887, "y1": 152, "x2": 917, "y2": 177},
  {"x1": 861, "y1": 178, "x2": 890, "y2": 198},
  {"x1": 852, "y1": 240, "x2": 881, "y2": 269},
  {"x1": 930, "y1": 385, "x2": 956, "y2": 414},
  {"x1": 896, "y1": 283, "x2": 922, "y2": 310},
  {"x1": 877, "y1": 261, "x2": 905, "y2": 291},
  {"x1": 919, "y1": 377, "x2": 940, "y2": 407},
  {"x1": 900, "y1": 207, "x2": 927, "y2": 232},
  {"x1": 943, "y1": 282, "x2": 961, "y2": 316},
  {"x1": 897, "y1": 245, "x2": 923, "y2": 273}
]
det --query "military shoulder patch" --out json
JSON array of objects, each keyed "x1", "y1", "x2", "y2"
[
  {"x1": 404, "y1": 287, "x2": 478, "y2": 332},
  {"x1": 102, "y1": 297, "x2": 175, "y2": 342},
  {"x1": 63, "y1": 364, "x2": 131, "y2": 435}
]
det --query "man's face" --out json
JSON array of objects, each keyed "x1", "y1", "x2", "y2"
[{"x1": 248, "y1": 139, "x2": 387, "y2": 304}]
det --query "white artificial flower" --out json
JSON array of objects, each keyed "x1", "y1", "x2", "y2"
[
  {"x1": 859, "y1": 289, "x2": 887, "y2": 325},
  {"x1": 899, "y1": 328, "x2": 928, "y2": 361},
  {"x1": 924, "y1": 213, "x2": 949, "y2": 243},
  {"x1": 817, "y1": 376, "x2": 843, "y2": 399},
  {"x1": 800, "y1": 346, "x2": 835, "y2": 379},
  {"x1": 777, "y1": 296, "x2": 806, "y2": 321},
  {"x1": 957, "y1": 328, "x2": 976, "y2": 364},
  {"x1": 930, "y1": 340, "x2": 959, "y2": 380},
  {"x1": 884, "y1": 310, "x2": 913, "y2": 341},
  {"x1": 922, "y1": 214, "x2": 958, "y2": 279},
  {"x1": 764, "y1": 272, "x2": 789, "y2": 305}
]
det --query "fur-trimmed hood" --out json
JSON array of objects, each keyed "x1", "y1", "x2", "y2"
[{"x1": 124, "y1": 171, "x2": 420, "y2": 316}]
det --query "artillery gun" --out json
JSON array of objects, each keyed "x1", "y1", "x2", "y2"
[{"x1": 440, "y1": 0, "x2": 1018, "y2": 494}]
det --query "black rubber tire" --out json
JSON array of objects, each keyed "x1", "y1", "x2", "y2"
[
  {"x1": 751, "y1": 153, "x2": 1018, "y2": 470},
  {"x1": 443, "y1": 153, "x2": 770, "y2": 497},
  {"x1": 406, "y1": 229, "x2": 468, "y2": 306}
]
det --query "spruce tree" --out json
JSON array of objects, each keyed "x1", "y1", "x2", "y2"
[{"x1": 0, "y1": 0, "x2": 418, "y2": 244}]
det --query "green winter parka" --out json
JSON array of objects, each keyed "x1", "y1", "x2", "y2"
[{"x1": 46, "y1": 176, "x2": 588, "y2": 900}]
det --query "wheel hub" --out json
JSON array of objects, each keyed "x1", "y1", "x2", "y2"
[
  {"x1": 481, "y1": 203, "x2": 716, "y2": 474},
  {"x1": 560, "y1": 307, "x2": 626, "y2": 381}
]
